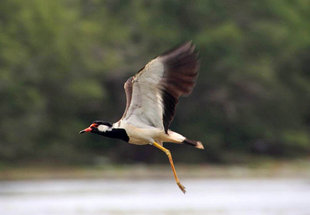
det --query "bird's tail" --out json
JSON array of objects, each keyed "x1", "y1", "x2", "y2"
[
  {"x1": 182, "y1": 138, "x2": 204, "y2": 150},
  {"x1": 165, "y1": 130, "x2": 204, "y2": 149}
]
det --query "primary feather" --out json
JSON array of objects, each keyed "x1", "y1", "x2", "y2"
[{"x1": 120, "y1": 41, "x2": 199, "y2": 132}]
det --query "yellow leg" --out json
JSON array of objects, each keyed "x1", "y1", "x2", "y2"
[{"x1": 153, "y1": 142, "x2": 186, "y2": 193}]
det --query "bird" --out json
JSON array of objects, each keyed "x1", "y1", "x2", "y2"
[{"x1": 79, "y1": 41, "x2": 204, "y2": 193}]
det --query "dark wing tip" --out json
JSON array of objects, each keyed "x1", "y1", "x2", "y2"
[
  {"x1": 159, "y1": 41, "x2": 200, "y2": 132},
  {"x1": 160, "y1": 41, "x2": 197, "y2": 59},
  {"x1": 160, "y1": 41, "x2": 199, "y2": 97}
]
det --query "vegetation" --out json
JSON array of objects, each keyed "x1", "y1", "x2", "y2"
[{"x1": 1, "y1": 0, "x2": 310, "y2": 165}]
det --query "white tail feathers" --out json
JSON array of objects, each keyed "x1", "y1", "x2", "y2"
[{"x1": 165, "y1": 130, "x2": 204, "y2": 149}]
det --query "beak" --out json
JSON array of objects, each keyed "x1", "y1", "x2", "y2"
[{"x1": 79, "y1": 127, "x2": 92, "y2": 134}]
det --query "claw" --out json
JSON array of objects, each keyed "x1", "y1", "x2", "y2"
[{"x1": 177, "y1": 182, "x2": 186, "y2": 194}]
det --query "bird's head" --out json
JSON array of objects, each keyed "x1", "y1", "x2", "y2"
[{"x1": 79, "y1": 120, "x2": 112, "y2": 135}]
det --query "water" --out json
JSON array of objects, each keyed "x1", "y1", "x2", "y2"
[{"x1": 1, "y1": 178, "x2": 310, "y2": 215}]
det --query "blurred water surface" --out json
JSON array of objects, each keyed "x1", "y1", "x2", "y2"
[{"x1": 1, "y1": 178, "x2": 310, "y2": 215}]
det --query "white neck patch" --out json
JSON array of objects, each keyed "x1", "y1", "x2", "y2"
[{"x1": 98, "y1": 124, "x2": 110, "y2": 132}]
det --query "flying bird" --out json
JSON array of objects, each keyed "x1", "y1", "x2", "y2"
[{"x1": 80, "y1": 41, "x2": 204, "y2": 193}]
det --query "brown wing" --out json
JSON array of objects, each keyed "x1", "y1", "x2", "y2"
[
  {"x1": 159, "y1": 41, "x2": 199, "y2": 132},
  {"x1": 120, "y1": 42, "x2": 199, "y2": 132}
]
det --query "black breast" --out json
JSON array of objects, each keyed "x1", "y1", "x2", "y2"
[{"x1": 104, "y1": 128, "x2": 129, "y2": 142}]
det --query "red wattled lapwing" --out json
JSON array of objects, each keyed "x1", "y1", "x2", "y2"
[{"x1": 80, "y1": 41, "x2": 204, "y2": 193}]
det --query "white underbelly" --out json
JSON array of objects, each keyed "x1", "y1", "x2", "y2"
[
  {"x1": 128, "y1": 137, "x2": 150, "y2": 145},
  {"x1": 124, "y1": 124, "x2": 163, "y2": 145}
]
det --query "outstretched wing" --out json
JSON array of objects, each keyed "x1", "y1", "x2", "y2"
[{"x1": 121, "y1": 42, "x2": 199, "y2": 132}]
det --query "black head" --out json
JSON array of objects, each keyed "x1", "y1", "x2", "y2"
[
  {"x1": 79, "y1": 120, "x2": 112, "y2": 135},
  {"x1": 79, "y1": 120, "x2": 129, "y2": 142}
]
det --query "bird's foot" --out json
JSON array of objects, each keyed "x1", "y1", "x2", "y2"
[{"x1": 177, "y1": 182, "x2": 186, "y2": 194}]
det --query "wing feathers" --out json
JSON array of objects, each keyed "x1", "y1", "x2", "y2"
[
  {"x1": 121, "y1": 42, "x2": 199, "y2": 132},
  {"x1": 162, "y1": 89, "x2": 178, "y2": 132},
  {"x1": 159, "y1": 42, "x2": 199, "y2": 132},
  {"x1": 121, "y1": 77, "x2": 133, "y2": 119}
]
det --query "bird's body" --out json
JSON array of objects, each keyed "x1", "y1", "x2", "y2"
[
  {"x1": 80, "y1": 42, "x2": 203, "y2": 193},
  {"x1": 113, "y1": 120, "x2": 186, "y2": 146}
]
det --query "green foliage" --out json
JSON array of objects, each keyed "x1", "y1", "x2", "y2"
[{"x1": 0, "y1": 0, "x2": 309, "y2": 164}]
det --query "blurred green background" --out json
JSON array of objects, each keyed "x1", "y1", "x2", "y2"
[{"x1": 1, "y1": 0, "x2": 310, "y2": 167}]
